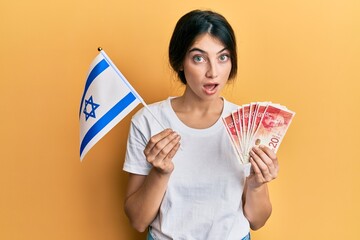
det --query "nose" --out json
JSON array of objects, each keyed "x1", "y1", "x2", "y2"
[{"x1": 205, "y1": 61, "x2": 218, "y2": 79}]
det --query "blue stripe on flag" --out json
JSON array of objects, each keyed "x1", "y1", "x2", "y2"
[
  {"x1": 80, "y1": 91, "x2": 136, "y2": 157},
  {"x1": 79, "y1": 59, "x2": 110, "y2": 117}
]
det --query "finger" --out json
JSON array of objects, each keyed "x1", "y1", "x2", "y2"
[
  {"x1": 166, "y1": 142, "x2": 181, "y2": 159},
  {"x1": 257, "y1": 145, "x2": 279, "y2": 176},
  {"x1": 252, "y1": 146, "x2": 274, "y2": 167},
  {"x1": 250, "y1": 149, "x2": 270, "y2": 179},
  {"x1": 258, "y1": 145, "x2": 278, "y2": 165},
  {"x1": 250, "y1": 148, "x2": 274, "y2": 182},
  {"x1": 152, "y1": 134, "x2": 181, "y2": 164},
  {"x1": 249, "y1": 157, "x2": 265, "y2": 183},
  {"x1": 144, "y1": 129, "x2": 174, "y2": 156},
  {"x1": 249, "y1": 156, "x2": 262, "y2": 175},
  {"x1": 151, "y1": 137, "x2": 181, "y2": 173},
  {"x1": 252, "y1": 146, "x2": 279, "y2": 174},
  {"x1": 146, "y1": 131, "x2": 181, "y2": 167}
]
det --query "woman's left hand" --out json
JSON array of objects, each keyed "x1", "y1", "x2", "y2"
[{"x1": 247, "y1": 145, "x2": 279, "y2": 189}]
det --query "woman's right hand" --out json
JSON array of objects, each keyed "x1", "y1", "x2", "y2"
[{"x1": 143, "y1": 129, "x2": 181, "y2": 174}]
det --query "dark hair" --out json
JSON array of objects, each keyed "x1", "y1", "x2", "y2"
[{"x1": 169, "y1": 10, "x2": 237, "y2": 84}]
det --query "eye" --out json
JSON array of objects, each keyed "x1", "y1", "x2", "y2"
[
  {"x1": 193, "y1": 55, "x2": 205, "y2": 63},
  {"x1": 219, "y1": 54, "x2": 230, "y2": 62}
]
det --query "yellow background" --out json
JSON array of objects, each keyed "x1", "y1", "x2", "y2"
[{"x1": 1, "y1": 0, "x2": 359, "y2": 239}]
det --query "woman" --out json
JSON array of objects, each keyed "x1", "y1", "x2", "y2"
[{"x1": 123, "y1": 9, "x2": 279, "y2": 240}]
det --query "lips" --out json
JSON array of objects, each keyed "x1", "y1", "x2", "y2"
[{"x1": 203, "y1": 83, "x2": 219, "y2": 95}]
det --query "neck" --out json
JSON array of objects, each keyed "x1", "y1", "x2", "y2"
[
  {"x1": 170, "y1": 95, "x2": 224, "y2": 129},
  {"x1": 176, "y1": 95, "x2": 223, "y2": 113}
]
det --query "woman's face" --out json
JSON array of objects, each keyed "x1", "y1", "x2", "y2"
[{"x1": 182, "y1": 33, "x2": 232, "y2": 101}]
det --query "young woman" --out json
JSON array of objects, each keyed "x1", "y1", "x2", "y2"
[{"x1": 123, "y1": 10, "x2": 279, "y2": 240}]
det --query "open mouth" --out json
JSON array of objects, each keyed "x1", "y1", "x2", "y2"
[{"x1": 203, "y1": 83, "x2": 219, "y2": 95}]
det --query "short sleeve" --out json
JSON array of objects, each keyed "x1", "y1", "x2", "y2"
[{"x1": 123, "y1": 120, "x2": 152, "y2": 175}]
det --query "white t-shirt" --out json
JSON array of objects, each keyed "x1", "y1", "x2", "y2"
[{"x1": 123, "y1": 97, "x2": 250, "y2": 240}]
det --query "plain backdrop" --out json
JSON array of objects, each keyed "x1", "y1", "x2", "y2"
[{"x1": 1, "y1": 0, "x2": 359, "y2": 239}]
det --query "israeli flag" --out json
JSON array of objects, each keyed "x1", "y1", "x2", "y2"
[{"x1": 79, "y1": 49, "x2": 141, "y2": 161}]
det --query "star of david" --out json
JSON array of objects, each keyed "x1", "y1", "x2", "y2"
[{"x1": 83, "y1": 96, "x2": 100, "y2": 121}]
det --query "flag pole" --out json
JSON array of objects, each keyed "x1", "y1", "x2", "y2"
[{"x1": 97, "y1": 47, "x2": 166, "y2": 130}]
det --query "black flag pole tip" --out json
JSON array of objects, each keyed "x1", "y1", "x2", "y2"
[{"x1": 98, "y1": 47, "x2": 103, "y2": 52}]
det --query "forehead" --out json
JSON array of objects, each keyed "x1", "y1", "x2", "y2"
[{"x1": 189, "y1": 33, "x2": 227, "y2": 52}]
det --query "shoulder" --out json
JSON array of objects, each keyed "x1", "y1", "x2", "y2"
[
  {"x1": 132, "y1": 98, "x2": 169, "y2": 122},
  {"x1": 222, "y1": 98, "x2": 239, "y2": 115},
  {"x1": 130, "y1": 98, "x2": 173, "y2": 135}
]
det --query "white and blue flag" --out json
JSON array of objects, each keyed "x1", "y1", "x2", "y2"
[{"x1": 79, "y1": 49, "x2": 142, "y2": 161}]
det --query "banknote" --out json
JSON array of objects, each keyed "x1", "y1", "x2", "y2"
[
  {"x1": 223, "y1": 102, "x2": 295, "y2": 164},
  {"x1": 222, "y1": 114, "x2": 243, "y2": 162}
]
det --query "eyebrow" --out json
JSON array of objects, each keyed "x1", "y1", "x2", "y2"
[{"x1": 188, "y1": 47, "x2": 229, "y2": 54}]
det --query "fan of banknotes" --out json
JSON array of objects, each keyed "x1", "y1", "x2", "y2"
[{"x1": 222, "y1": 102, "x2": 295, "y2": 164}]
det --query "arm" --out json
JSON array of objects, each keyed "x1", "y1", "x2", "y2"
[
  {"x1": 124, "y1": 129, "x2": 181, "y2": 232},
  {"x1": 243, "y1": 145, "x2": 279, "y2": 230}
]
